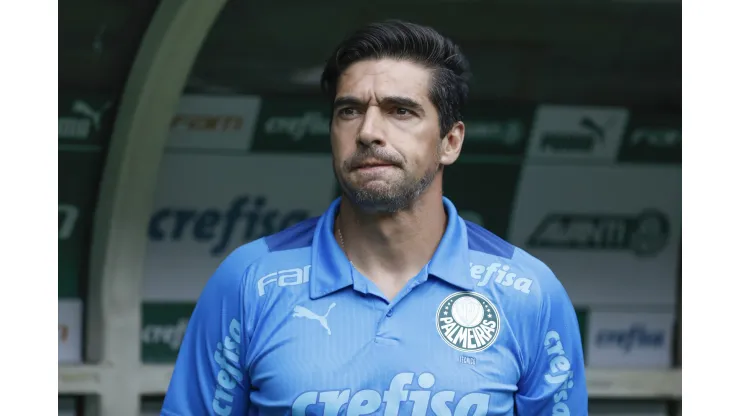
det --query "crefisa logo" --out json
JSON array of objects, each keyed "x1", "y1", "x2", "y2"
[{"x1": 436, "y1": 292, "x2": 501, "y2": 353}]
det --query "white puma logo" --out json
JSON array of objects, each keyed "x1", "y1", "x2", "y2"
[
  {"x1": 292, "y1": 303, "x2": 336, "y2": 335},
  {"x1": 72, "y1": 100, "x2": 111, "y2": 130}
]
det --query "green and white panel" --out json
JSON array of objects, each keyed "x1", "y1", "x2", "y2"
[
  {"x1": 618, "y1": 111, "x2": 681, "y2": 165},
  {"x1": 524, "y1": 105, "x2": 629, "y2": 163},
  {"x1": 58, "y1": 91, "x2": 116, "y2": 363},
  {"x1": 143, "y1": 152, "x2": 336, "y2": 302},
  {"x1": 443, "y1": 162, "x2": 523, "y2": 238},
  {"x1": 249, "y1": 96, "x2": 332, "y2": 154},
  {"x1": 583, "y1": 311, "x2": 675, "y2": 368},
  {"x1": 58, "y1": 397, "x2": 77, "y2": 416},
  {"x1": 506, "y1": 164, "x2": 681, "y2": 307},
  {"x1": 166, "y1": 94, "x2": 262, "y2": 152},
  {"x1": 589, "y1": 401, "x2": 668, "y2": 416},
  {"x1": 59, "y1": 299, "x2": 83, "y2": 363},
  {"x1": 143, "y1": 95, "x2": 339, "y2": 361},
  {"x1": 459, "y1": 101, "x2": 534, "y2": 161}
]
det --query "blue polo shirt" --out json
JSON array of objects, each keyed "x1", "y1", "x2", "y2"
[{"x1": 162, "y1": 197, "x2": 587, "y2": 416}]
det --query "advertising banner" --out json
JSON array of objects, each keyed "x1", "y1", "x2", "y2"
[
  {"x1": 443, "y1": 162, "x2": 522, "y2": 237},
  {"x1": 249, "y1": 96, "x2": 332, "y2": 153},
  {"x1": 589, "y1": 401, "x2": 668, "y2": 416},
  {"x1": 59, "y1": 91, "x2": 114, "y2": 300},
  {"x1": 461, "y1": 102, "x2": 534, "y2": 160},
  {"x1": 59, "y1": 299, "x2": 83, "y2": 363},
  {"x1": 585, "y1": 311, "x2": 675, "y2": 368},
  {"x1": 58, "y1": 93, "x2": 115, "y2": 147},
  {"x1": 141, "y1": 303, "x2": 195, "y2": 363},
  {"x1": 618, "y1": 111, "x2": 681, "y2": 165},
  {"x1": 59, "y1": 151, "x2": 104, "y2": 298},
  {"x1": 166, "y1": 95, "x2": 262, "y2": 152},
  {"x1": 506, "y1": 165, "x2": 681, "y2": 307},
  {"x1": 525, "y1": 105, "x2": 629, "y2": 163},
  {"x1": 143, "y1": 153, "x2": 337, "y2": 301},
  {"x1": 58, "y1": 397, "x2": 77, "y2": 416}
]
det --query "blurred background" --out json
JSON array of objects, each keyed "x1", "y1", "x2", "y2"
[{"x1": 58, "y1": 0, "x2": 682, "y2": 415}]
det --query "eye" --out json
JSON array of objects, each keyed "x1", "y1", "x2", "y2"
[
  {"x1": 393, "y1": 107, "x2": 414, "y2": 117},
  {"x1": 337, "y1": 107, "x2": 358, "y2": 118}
]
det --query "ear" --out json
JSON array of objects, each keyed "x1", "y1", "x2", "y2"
[{"x1": 439, "y1": 121, "x2": 465, "y2": 166}]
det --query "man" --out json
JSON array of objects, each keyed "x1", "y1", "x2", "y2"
[{"x1": 162, "y1": 20, "x2": 587, "y2": 416}]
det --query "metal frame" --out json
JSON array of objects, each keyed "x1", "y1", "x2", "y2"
[{"x1": 57, "y1": 0, "x2": 682, "y2": 413}]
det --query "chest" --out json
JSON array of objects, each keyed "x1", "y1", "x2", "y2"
[{"x1": 245, "y1": 285, "x2": 523, "y2": 415}]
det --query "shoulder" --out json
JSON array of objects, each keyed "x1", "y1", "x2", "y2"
[
  {"x1": 464, "y1": 220, "x2": 568, "y2": 303},
  {"x1": 465, "y1": 220, "x2": 516, "y2": 259},
  {"x1": 511, "y1": 245, "x2": 569, "y2": 302},
  {"x1": 204, "y1": 217, "x2": 320, "y2": 294}
]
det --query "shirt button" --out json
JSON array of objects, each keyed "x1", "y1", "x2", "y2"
[{"x1": 386, "y1": 309, "x2": 393, "y2": 317}]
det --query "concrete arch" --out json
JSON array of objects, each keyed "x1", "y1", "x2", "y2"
[{"x1": 86, "y1": 0, "x2": 228, "y2": 414}]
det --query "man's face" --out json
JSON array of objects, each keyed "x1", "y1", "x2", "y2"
[{"x1": 330, "y1": 59, "x2": 449, "y2": 213}]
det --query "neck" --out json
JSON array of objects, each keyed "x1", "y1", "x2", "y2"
[{"x1": 336, "y1": 182, "x2": 447, "y2": 284}]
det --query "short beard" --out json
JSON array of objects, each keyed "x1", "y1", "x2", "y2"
[
  {"x1": 335, "y1": 144, "x2": 442, "y2": 213},
  {"x1": 342, "y1": 164, "x2": 439, "y2": 213}
]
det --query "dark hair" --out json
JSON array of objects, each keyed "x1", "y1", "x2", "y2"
[{"x1": 321, "y1": 20, "x2": 471, "y2": 137}]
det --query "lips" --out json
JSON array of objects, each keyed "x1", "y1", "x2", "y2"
[{"x1": 353, "y1": 159, "x2": 396, "y2": 170}]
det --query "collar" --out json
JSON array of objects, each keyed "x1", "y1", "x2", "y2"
[{"x1": 309, "y1": 197, "x2": 474, "y2": 300}]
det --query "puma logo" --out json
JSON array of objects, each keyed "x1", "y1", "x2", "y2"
[
  {"x1": 72, "y1": 100, "x2": 111, "y2": 130},
  {"x1": 292, "y1": 303, "x2": 336, "y2": 335}
]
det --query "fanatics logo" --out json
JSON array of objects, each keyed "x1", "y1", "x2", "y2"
[{"x1": 436, "y1": 291, "x2": 501, "y2": 353}]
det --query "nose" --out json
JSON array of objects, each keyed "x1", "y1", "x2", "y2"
[{"x1": 357, "y1": 106, "x2": 386, "y2": 147}]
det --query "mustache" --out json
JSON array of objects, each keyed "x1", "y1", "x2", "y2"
[{"x1": 344, "y1": 148, "x2": 404, "y2": 170}]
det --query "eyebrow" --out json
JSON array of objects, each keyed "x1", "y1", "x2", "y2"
[{"x1": 333, "y1": 95, "x2": 426, "y2": 114}]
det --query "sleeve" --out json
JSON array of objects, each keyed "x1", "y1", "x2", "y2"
[
  {"x1": 515, "y1": 272, "x2": 588, "y2": 416},
  {"x1": 161, "y1": 245, "x2": 263, "y2": 416}
]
